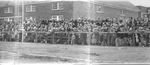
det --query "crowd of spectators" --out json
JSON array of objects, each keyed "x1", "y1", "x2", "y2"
[
  {"x1": 23, "y1": 17, "x2": 150, "y2": 33},
  {"x1": 0, "y1": 17, "x2": 150, "y2": 46},
  {"x1": 0, "y1": 17, "x2": 149, "y2": 32},
  {"x1": 0, "y1": 21, "x2": 20, "y2": 32}
]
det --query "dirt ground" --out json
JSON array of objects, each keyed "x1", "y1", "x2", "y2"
[{"x1": 0, "y1": 42, "x2": 150, "y2": 64}]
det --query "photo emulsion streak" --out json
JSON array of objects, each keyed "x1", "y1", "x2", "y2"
[{"x1": 0, "y1": 0, "x2": 150, "y2": 65}]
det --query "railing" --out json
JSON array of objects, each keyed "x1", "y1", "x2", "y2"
[
  {"x1": 53, "y1": 31, "x2": 150, "y2": 46},
  {"x1": 23, "y1": 31, "x2": 53, "y2": 43},
  {"x1": 0, "y1": 31, "x2": 19, "y2": 42},
  {"x1": 0, "y1": 31, "x2": 150, "y2": 46}
]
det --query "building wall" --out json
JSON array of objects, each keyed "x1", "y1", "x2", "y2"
[
  {"x1": 93, "y1": 5, "x2": 138, "y2": 20},
  {"x1": 136, "y1": 6, "x2": 147, "y2": 18},
  {"x1": 73, "y1": 1, "x2": 91, "y2": 19},
  {"x1": 137, "y1": 6, "x2": 147, "y2": 13},
  {"x1": 0, "y1": 5, "x2": 22, "y2": 23},
  {"x1": 136, "y1": 6, "x2": 150, "y2": 18},
  {"x1": 125, "y1": 10, "x2": 138, "y2": 18},
  {"x1": 24, "y1": 1, "x2": 74, "y2": 20},
  {"x1": 0, "y1": 5, "x2": 15, "y2": 17},
  {"x1": 0, "y1": 1, "x2": 139, "y2": 21}
]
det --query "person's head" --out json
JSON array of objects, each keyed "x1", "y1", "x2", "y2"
[{"x1": 129, "y1": 17, "x2": 133, "y2": 20}]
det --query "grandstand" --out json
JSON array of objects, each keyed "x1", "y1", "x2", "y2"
[
  {"x1": 0, "y1": 17, "x2": 150, "y2": 46},
  {"x1": 0, "y1": 17, "x2": 150, "y2": 64}
]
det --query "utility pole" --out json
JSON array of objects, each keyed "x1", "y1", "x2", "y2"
[{"x1": 21, "y1": 0, "x2": 24, "y2": 43}]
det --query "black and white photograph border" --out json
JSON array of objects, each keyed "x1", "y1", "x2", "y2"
[{"x1": 0, "y1": 0, "x2": 150, "y2": 65}]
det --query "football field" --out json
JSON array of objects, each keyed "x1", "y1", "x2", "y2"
[{"x1": 0, "y1": 42, "x2": 150, "y2": 64}]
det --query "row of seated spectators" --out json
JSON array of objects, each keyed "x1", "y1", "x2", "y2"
[
  {"x1": 0, "y1": 21, "x2": 20, "y2": 32},
  {"x1": 0, "y1": 17, "x2": 149, "y2": 32},
  {"x1": 24, "y1": 17, "x2": 150, "y2": 32}
]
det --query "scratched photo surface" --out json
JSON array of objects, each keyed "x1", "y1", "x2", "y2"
[{"x1": 0, "y1": 0, "x2": 150, "y2": 65}]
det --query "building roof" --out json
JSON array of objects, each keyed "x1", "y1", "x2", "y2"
[
  {"x1": 0, "y1": 0, "x2": 141, "y2": 12},
  {"x1": 0, "y1": 1, "x2": 14, "y2": 7},
  {"x1": 136, "y1": 6, "x2": 150, "y2": 13},
  {"x1": 93, "y1": 1, "x2": 140, "y2": 12},
  {"x1": 0, "y1": 1, "x2": 90, "y2": 6}
]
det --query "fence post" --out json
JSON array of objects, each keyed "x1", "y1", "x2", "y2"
[
  {"x1": 107, "y1": 33, "x2": 110, "y2": 46},
  {"x1": 132, "y1": 32, "x2": 135, "y2": 46},
  {"x1": 35, "y1": 32, "x2": 37, "y2": 43},
  {"x1": 22, "y1": 31, "x2": 23, "y2": 43},
  {"x1": 18, "y1": 32, "x2": 20, "y2": 42},
  {"x1": 68, "y1": 32, "x2": 70, "y2": 45},
  {"x1": 10, "y1": 32, "x2": 12, "y2": 42},
  {"x1": 52, "y1": 32, "x2": 54, "y2": 44},
  {"x1": 149, "y1": 33, "x2": 150, "y2": 46},
  {"x1": 17, "y1": 32, "x2": 18, "y2": 42}
]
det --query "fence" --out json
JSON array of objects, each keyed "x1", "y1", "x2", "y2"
[
  {"x1": 0, "y1": 31, "x2": 19, "y2": 42},
  {"x1": 23, "y1": 31, "x2": 53, "y2": 43},
  {"x1": 53, "y1": 32, "x2": 125, "y2": 46},
  {"x1": 48, "y1": 31, "x2": 150, "y2": 46},
  {"x1": 0, "y1": 31, "x2": 150, "y2": 46}
]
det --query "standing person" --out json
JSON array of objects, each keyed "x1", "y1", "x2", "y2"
[
  {"x1": 109, "y1": 33, "x2": 116, "y2": 46},
  {"x1": 148, "y1": 33, "x2": 150, "y2": 46},
  {"x1": 128, "y1": 37, "x2": 133, "y2": 46},
  {"x1": 139, "y1": 32, "x2": 147, "y2": 47},
  {"x1": 86, "y1": 32, "x2": 91, "y2": 45},
  {"x1": 80, "y1": 32, "x2": 87, "y2": 45},
  {"x1": 139, "y1": 33, "x2": 144, "y2": 46},
  {"x1": 135, "y1": 33, "x2": 140, "y2": 46},
  {"x1": 91, "y1": 33, "x2": 96, "y2": 45},
  {"x1": 71, "y1": 33, "x2": 75, "y2": 45},
  {"x1": 12, "y1": 30, "x2": 18, "y2": 41},
  {"x1": 3, "y1": 33, "x2": 8, "y2": 41},
  {"x1": 115, "y1": 36, "x2": 120, "y2": 46}
]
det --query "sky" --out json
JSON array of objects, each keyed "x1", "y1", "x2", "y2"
[
  {"x1": 1, "y1": 0, "x2": 150, "y2": 7},
  {"x1": 97, "y1": 0, "x2": 150, "y2": 7},
  {"x1": 129, "y1": 0, "x2": 150, "y2": 7}
]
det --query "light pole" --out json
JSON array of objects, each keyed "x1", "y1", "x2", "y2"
[{"x1": 21, "y1": 0, "x2": 24, "y2": 43}]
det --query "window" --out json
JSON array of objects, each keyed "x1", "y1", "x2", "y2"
[
  {"x1": 26, "y1": 17, "x2": 33, "y2": 20},
  {"x1": 52, "y1": 2, "x2": 63, "y2": 10},
  {"x1": 51, "y1": 15, "x2": 63, "y2": 20},
  {"x1": 4, "y1": 18, "x2": 13, "y2": 22},
  {"x1": 141, "y1": 13, "x2": 148, "y2": 18},
  {"x1": 120, "y1": 10, "x2": 125, "y2": 16},
  {"x1": 51, "y1": 15, "x2": 57, "y2": 20},
  {"x1": 26, "y1": 5, "x2": 36, "y2": 12},
  {"x1": 97, "y1": 5, "x2": 103, "y2": 13},
  {"x1": 4, "y1": 7, "x2": 13, "y2": 13},
  {"x1": 148, "y1": 9, "x2": 150, "y2": 14}
]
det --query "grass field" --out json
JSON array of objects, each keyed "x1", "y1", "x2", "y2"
[{"x1": 0, "y1": 42, "x2": 150, "y2": 64}]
